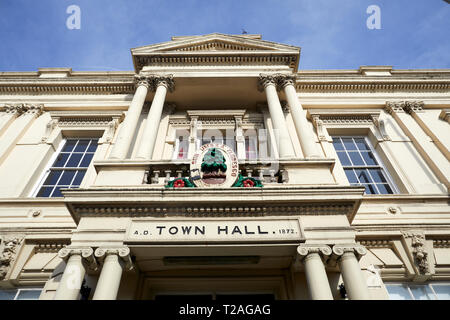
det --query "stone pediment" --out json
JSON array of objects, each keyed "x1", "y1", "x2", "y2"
[{"x1": 131, "y1": 33, "x2": 300, "y2": 73}]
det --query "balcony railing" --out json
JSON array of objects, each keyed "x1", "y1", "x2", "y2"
[{"x1": 143, "y1": 161, "x2": 288, "y2": 186}]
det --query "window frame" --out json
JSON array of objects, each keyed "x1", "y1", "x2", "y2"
[
  {"x1": 0, "y1": 288, "x2": 42, "y2": 300},
  {"x1": 332, "y1": 135, "x2": 399, "y2": 195},
  {"x1": 385, "y1": 282, "x2": 450, "y2": 300},
  {"x1": 31, "y1": 137, "x2": 99, "y2": 198}
]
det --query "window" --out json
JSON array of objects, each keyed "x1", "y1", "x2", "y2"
[
  {"x1": 332, "y1": 136, "x2": 396, "y2": 194},
  {"x1": 35, "y1": 138, "x2": 98, "y2": 197},
  {"x1": 200, "y1": 129, "x2": 236, "y2": 152},
  {"x1": 0, "y1": 288, "x2": 42, "y2": 300},
  {"x1": 173, "y1": 135, "x2": 189, "y2": 160},
  {"x1": 386, "y1": 283, "x2": 450, "y2": 300}
]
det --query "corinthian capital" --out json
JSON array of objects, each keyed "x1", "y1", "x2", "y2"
[
  {"x1": 276, "y1": 74, "x2": 296, "y2": 89},
  {"x1": 151, "y1": 74, "x2": 175, "y2": 92},
  {"x1": 134, "y1": 75, "x2": 153, "y2": 89},
  {"x1": 403, "y1": 101, "x2": 424, "y2": 114},
  {"x1": 385, "y1": 101, "x2": 405, "y2": 115},
  {"x1": 257, "y1": 73, "x2": 278, "y2": 91}
]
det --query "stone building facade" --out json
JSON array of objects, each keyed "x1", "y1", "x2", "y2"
[{"x1": 0, "y1": 33, "x2": 449, "y2": 300}]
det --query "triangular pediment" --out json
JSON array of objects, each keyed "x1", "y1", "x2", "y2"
[
  {"x1": 131, "y1": 33, "x2": 300, "y2": 73},
  {"x1": 132, "y1": 33, "x2": 299, "y2": 54}
]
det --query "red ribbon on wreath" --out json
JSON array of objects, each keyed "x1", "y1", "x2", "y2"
[
  {"x1": 243, "y1": 179, "x2": 255, "y2": 188},
  {"x1": 173, "y1": 179, "x2": 185, "y2": 188}
]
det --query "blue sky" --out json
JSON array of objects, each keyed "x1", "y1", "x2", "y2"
[{"x1": 0, "y1": 0, "x2": 448, "y2": 71}]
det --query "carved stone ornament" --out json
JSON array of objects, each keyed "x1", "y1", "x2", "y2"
[
  {"x1": 257, "y1": 74, "x2": 278, "y2": 91},
  {"x1": 311, "y1": 115, "x2": 327, "y2": 141},
  {"x1": 153, "y1": 74, "x2": 175, "y2": 92},
  {"x1": 94, "y1": 247, "x2": 133, "y2": 271},
  {"x1": 401, "y1": 231, "x2": 431, "y2": 275},
  {"x1": 41, "y1": 118, "x2": 59, "y2": 143},
  {"x1": 370, "y1": 114, "x2": 390, "y2": 141},
  {"x1": 189, "y1": 143, "x2": 239, "y2": 188},
  {"x1": 0, "y1": 237, "x2": 24, "y2": 280},
  {"x1": 385, "y1": 101, "x2": 424, "y2": 115},
  {"x1": 275, "y1": 74, "x2": 296, "y2": 89},
  {"x1": 134, "y1": 75, "x2": 153, "y2": 89},
  {"x1": 3, "y1": 103, "x2": 43, "y2": 117},
  {"x1": 403, "y1": 101, "x2": 424, "y2": 114},
  {"x1": 58, "y1": 247, "x2": 98, "y2": 271}
]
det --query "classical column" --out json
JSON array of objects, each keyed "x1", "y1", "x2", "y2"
[
  {"x1": 332, "y1": 245, "x2": 370, "y2": 300},
  {"x1": 297, "y1": 244, "x2": 333, "y2": 300},
  {"x1": 278, "y1": 75, "x2": 321, "y2": 158},
  {"x1": 109, "y1": 75, "x2": 152, "y2": 159},
  {"x1": 258, "y1": 74, "x2": 295, "y2": 158},
  {"x1": 93, "y1": 247, "x2": 133, "y2": 300},
  {"x1": 136, "y1": 75, "x2": 175, "y2": 159},
  {"x1": 54, "y1": 247, "x2": 97, "y2": 300}
]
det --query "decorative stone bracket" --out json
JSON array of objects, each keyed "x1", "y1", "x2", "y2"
[
  {"x1": 0, "y1": 236, "x2": 24, "y2": 281},
  {"x1": 401, "y1": 231, "x2": 435, "y2": 280}
]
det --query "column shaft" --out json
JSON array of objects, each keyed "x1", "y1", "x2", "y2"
[
  {"x1": 303, "y1": 252, "x2": 333, "y2": 300},
  {"x1": 136, "y1": 84, "x2": 168, "y2": 159},
  {"x1": 339, "y1": 252, "x2": 370, "y2": 300},
  {"x1": 264, "y1": 83, "x2": 295, "y2": 158},
  {"x1": 93, "y1": 254, "x2": 123, "y2": 300},
  {"x1": 54, "y1": 254, "x2": 86, "y2": 300},
  {"x1": 109, "y1": 83, "x2": 149, "y2": 159},
  {"x1": 284, "y1": 84, "x2": 320, "y2": 158}
]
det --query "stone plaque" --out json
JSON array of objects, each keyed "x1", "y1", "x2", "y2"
[{"x1": 126, "y1": 219, "x2": 302, "y2": 243}]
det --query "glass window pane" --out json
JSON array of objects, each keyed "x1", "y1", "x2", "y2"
[
  {"x1": 72, "y1": 170, "x2": 86, "y2": 186},
  {"x1": 52, "y1": 153, "x2": 70, "y2": 167},
  {"x1": 342, "y1": 138, "x2": 357, "y2": 150},
  {"x1": 62, "y1": 140, "x2": 77, "y2": 152},
  {"x1": 348, "y1": 151, "x2": 365, "y2": 165},
  {"x1": 79, "y1": 153, "x2": 94, "y2": 168},
  {"x1": 410, "y1": 285, "x2": 435, "y2": 300},
  {"x1": 386, "y1": 285, "x2": 412, "y2": 300},
  {"x1": 66, "y1": 153, "x2": 83, "y2": 167},
  {"x1": 36, "y1": 186, "x2": 53, "y2": 197},
  {"x1": 15, "y1": 289, "x2": 41, "y2": 300},
  {"x1": 87, "y1": 140, "x2": 98, "y2": 152},
  {"x1": 58, "y1": 171, "x2": 76, "y2": 185},
  {"x1": 355, "y1": 169, "x2": 371, "y2": 183},
  {"x1": 368, "y1": 169, "x2": 387, "y2": 183},
  {"x1": 354, "y1": 138, "x2": 370, "y2": 151},
  {"x1": 362, "y1": 184, "x2": 377, "y2": 194},
  {"x1": 337, "y1": 151, "x2": 351, "y2": 166},
  {"x1": 52, "y1": 186, "x2": 67, "y2": 197},
  {"x1": 43, "y1": 170, "x2": 62, "y2": 185},
  {"x1": 377, "y1": 184, "x2": 393, "y2": 194},
  {"x1": 0, "y1": 290, "x2": 17, "y2": 300},
  {"x1": 361, "y1": 151, "x2": 378, "y2": 165},
  {"x1": 344, "y1": 169, "x2": 358, "y2": 183},
  {"x1": 74, "y1": 140, "x2": 90, "y2": 152},
  {"x1": 332, "y1": 137, "x2": 344, "y2": 150},
  {"x1": 432, "y1": 285, "x2": 450, "y2": 300}
]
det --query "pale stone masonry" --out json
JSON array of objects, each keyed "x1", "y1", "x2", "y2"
[{"x1": 0, "y1": 33, "x2": 449, "y2": 300}]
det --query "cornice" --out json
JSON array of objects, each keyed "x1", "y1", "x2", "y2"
[
  {"x1": 295, "y1": 78, "x2": 450, "y2": 92},
  {"x1": 0, "y1": 78, "x2": 135, "y2": 95}
]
